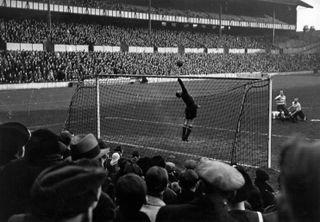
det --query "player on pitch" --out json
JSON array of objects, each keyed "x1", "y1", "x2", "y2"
[
  {"x1": 176, "y1": 78, "x2": 199, "y2": 141},
  {"x1": 274, "y1": 90, "x2": 290, "y2": 120},
  {"x1": 288, "y1": 98, "x2": 307, "y2": 122}
]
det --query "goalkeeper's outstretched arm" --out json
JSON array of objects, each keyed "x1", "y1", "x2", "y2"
[{"x1": 178, "y1": 78, "x2": 188, "y2": 94}]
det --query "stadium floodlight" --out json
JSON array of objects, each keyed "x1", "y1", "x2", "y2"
[{"x1": 65, "y1": 74, "x2": 273, "y2": 168}]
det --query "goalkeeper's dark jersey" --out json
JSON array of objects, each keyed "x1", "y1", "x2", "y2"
[{"x1": 178, "y1": 78, "x2": 197, "y2": 108}]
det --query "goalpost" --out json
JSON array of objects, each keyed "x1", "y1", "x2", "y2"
[{"x1": 65, "y1": 74, "x2": 273, "y2": 168}]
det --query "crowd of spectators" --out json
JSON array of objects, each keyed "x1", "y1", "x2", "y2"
[
  {"x1": 0, "y1": 122, "x2": 319, "y2": 222},
  {"x1": 0, "y1": 51, "x2": 319, "y2": 83},
  {"x1": 0, "y1": 18, "x2": 273, "y2": 48}
]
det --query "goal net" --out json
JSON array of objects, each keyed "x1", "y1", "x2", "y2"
[{"x1": 65, "y1": 74, "x2": 271, "y2": 167}]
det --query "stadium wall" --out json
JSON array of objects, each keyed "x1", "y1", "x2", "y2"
[
  {"x1": 0, "y1": 82, "x2": 70, "y2": 90},
  {"x1": 6, "y1": 43, "x2": 276, "y2": 55}
]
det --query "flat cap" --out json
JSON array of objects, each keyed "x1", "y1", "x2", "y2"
[{"x1": 196, "y1": 158, "x2": 244, "y2": 191}]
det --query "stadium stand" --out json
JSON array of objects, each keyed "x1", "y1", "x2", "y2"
[
  {"x1": 0, "y1": 18, "x2": 273, "y2": 48},
  {"x1": 1, "y1": 51, "x2": 319, "y2": 83}
]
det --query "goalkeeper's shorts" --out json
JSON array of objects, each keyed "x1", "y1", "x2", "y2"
[{"x1": 185, "y1": 106, "x2": 197, "y2": 120}]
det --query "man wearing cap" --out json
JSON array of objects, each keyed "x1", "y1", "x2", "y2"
[
  {"x1": 8, "y1": 160, "x2": 107, "y2": 222},
  {"x1": 70, "y1": 133, "x2": 115, "y2": 222},
  {"x1": 0, "y1": 129, "x2": 65, "y2": 221},
  {"x1": 0, "y1": 122, "x2": 30, "y2": 168},
  {"x1": 156, "y1": 159, "x2": 244, "y2": 222},
  {"x1": 70, "y1": 133, "x2": 110, "y2": 167}
]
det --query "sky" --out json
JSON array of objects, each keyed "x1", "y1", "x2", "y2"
[{"x1": 296, "y1": 0, "x2": 320, "y2": 31}]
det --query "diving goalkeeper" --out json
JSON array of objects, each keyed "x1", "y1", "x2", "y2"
[{"x1": 176, "y1": 78, "x2": 199, "y2": 141}]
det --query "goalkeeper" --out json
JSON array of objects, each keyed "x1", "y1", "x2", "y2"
[{"x1": 176, "y1": 78, "x2": 199, "y2": 141}]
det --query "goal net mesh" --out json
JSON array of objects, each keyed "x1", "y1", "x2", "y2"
[{"x1": 65, "y1": 76, "x2": 270, "y2": 167}]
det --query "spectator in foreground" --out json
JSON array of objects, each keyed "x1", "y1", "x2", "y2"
[
  {"x1": 0, "y1": 129, "x2": 64, "y2": 221},
  {"x1": 70, "y1": 133, "x2": 115, "y2": 222},
  {"x1": 141, "y1": 166, "x2": 168, "y2": 222},
  {"x1": 0, "y1": 122, "x2": 30, "y2": 168},
  {"x1": 174, "y1": 169, "x2": 199, "y2": 204},
  {"x1": 149, "y1": 155, "x2": 177, "y2": 204},
  {"x1": 279, "y1": 137, "x2": 320, "y2": 222},
  {"x1": 70, "y1": 133, "x2": 110, "y2": 167},
  {"x1": 156, "y1": 158, "x2": 244, "y2": 222},
  {"x1": 228, "y1": 166, "x2": 276, "y2": 222},
  {"x1": 114, "y1": 173, "x2": 150, "y2": 222},
  {"x1": 58, "y1": 130, "x2": 73, "y2": 159},
  {"x1": 8, "y1": 160, "x2": 107, "y2": 222},
  {"x1": 254, "y1": 168, "x2": 276, "y2": 209}
]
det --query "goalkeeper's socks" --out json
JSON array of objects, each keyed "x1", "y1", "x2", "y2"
[
  {"x1": 184, "y1": 128, "x2": 192, "y2": 141},
  {"x1": 182, "y1": 126, "x2": 187, "y2": 140}
]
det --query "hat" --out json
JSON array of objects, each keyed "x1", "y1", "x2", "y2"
[
  {"x1": 30, "y1": 162, "x2": 106, "y2": 218},
  {"x1": 110, "y1": 152, "x2": 120, "y2": 166},
  {"x1": 25, "y1": 129, "x2": 63, "y2": 161},
  {"x1": 0, "y1": 122, "x2": 30, "y2": 154},
  {"x1": 196, "y1": 158, "x2": 244, "y2": 191},
  {"x1": 70, "y1": 133, "x2": 109, "y2": 161}
]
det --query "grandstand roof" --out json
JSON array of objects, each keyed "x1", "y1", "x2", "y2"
[
  {"x1": 257, "y1": 0, "x2": 313, "y2": 8},
  {"x1": 144, "y1": 0, "x2": 313, "y2": 9}
]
